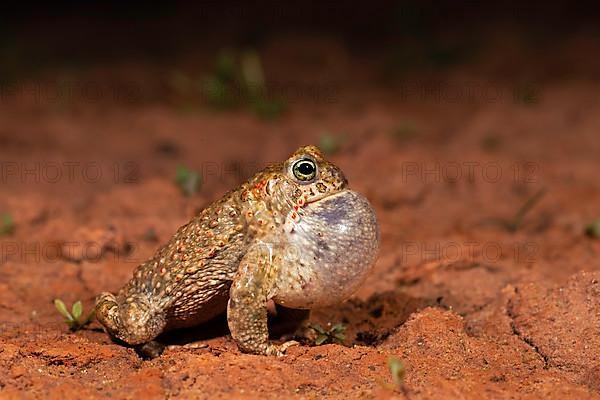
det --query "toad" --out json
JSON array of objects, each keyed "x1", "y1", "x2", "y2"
[{"x1": 96, "y1": 145, "x2": 379, "y2": 356}]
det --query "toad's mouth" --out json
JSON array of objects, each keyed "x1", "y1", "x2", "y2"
[{"x1": 303, "y1": 189, "x2": 352, "y2": 207}]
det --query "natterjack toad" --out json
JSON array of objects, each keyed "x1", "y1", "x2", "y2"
[{"x1": 96, "y1": 146, "x2": 379, "y2": 356}]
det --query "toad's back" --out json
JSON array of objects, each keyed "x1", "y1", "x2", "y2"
[{"x1": 97, "y1": 189, "x2": 253, "y2": 343}]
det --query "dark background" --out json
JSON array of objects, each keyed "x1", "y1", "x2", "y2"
[{"x1": 2, "y1": 1, "x2": 600, "y2": 76}]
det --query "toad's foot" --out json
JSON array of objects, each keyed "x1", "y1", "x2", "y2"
[
  {"x1": 96, "y1": 291, "x2": 166, "y2": 346},
  {"x1": 266, "y1": 340, "x2": 299, "y2": 356},
  {"x1": 166, "y1": 342, "x2": 209, "y2": 352},
  {"x1": 140, "y1": 341, "x2": 209, "y2": 359}
]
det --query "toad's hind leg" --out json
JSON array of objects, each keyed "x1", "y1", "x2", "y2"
[{"x1": 96, "y1": 292, "x2": 167, "y2": 346}]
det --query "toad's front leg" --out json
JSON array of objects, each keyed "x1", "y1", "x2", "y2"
[{"x1": 227, "y1": 246, "x2": 298, "y2": 356}]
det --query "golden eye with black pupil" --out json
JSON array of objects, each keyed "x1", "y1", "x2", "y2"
[{"x1": 292, "y1": 159, "x2": 317, "y2": 181}]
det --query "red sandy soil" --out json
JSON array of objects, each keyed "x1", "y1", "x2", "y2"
[{"x1": 1, "y1": 35, "x2": 600, "y2": 399}]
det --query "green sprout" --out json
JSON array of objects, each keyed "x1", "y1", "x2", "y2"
[
  {"x1": 54, "y1": 299, "x2": 95, "y2": 331},
  {"x1": 391, "y1": 120, "x2": 418, "y2": 142},
  {"x1": 201, "y1": 74, "x2": 238, "y2": 109},
  {"x1": 318, "y1": 133, "x2": 343, "y2": 155},
  {"x1": 143, "y1": 227, "x2": 159, "y2": 242},
  {"x1": 169, "y1": 70, "x2": 194, "y2": 96},
  {"x1": 585, "y1": 218, "x2": 600, "y2": 238},
  {"x1": 388, "y1": 357, "x2": 406, "y2": 386},
  {"x1": 241, "y1": 49, "x2": 284, "y2": 120},
  {"x1": 200, "y1": 48, "x2": 285, "y2": 119},
  {"x1": 252, "y1": 98, "x2": 285, "y2": 120},
  {"x1": 0, "y1": 213, "x2": 14, "y2": 236},
  {"x1": 198, "y1": 48, "x2": 240, "y2": 109},
  {"x1": 515, "y1": 83, "x2": 539, "y2": 104},
  {"x1": 505, "y1": 188, "x2": 546, "y2": 232},
  {"x1": 175, "y1": 165, "x2": 201, "y2": 197},
  {"x1": 240, "y1": 49, "x2": 264, "y2": 86},
  {"x1": 481, "y1": 134, "x2": 501, "y2": 152},
  {"x1": 309, "y1": 323, "x2": 346, "y2": 346},
  {"x1": 214, "y1": 48, "x2": 237, "y2": 82}
]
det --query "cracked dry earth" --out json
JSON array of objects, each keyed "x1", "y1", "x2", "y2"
[{"x1": 1, "y1": 58, "x2": 600, "y2": 399}]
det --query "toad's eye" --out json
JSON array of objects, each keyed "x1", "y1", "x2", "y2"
[{"x1": 292, "y1": 159, "x2": 317, "y2": 181}]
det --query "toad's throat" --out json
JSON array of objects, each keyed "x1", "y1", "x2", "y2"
[{"x1": 274, "y1": 190, "x2": 379, "y2": 308}]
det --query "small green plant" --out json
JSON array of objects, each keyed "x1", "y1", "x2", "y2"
[
  {"x1": 240, "y1": 49, "x2": 264, "y2": 85},
  {"x1": 585, "y1": 218, "x2": 600, "y2": 238},
  {"x1": 252, "y1": 98, "x2": 285, "y2": 120},
  {"x1": 198, "y1": 48, "x2": 240, "y2": 109},
  {"x1": 143, "y1": 227, "x2": 159, "y2": 242},
  {"x1": 169, "y1": 70, "x2": 194, "y2": 96},
  {"x1": 309, "y1": 323, "x2": 346, "y2": 345},
  {"x1": 54, "y1": 299, "x2": 95, "y2": 331},
  {"x1": 169, "y1": 71, "x2": 205, "y2": 112},
  {"x1": 0, "y1": 213, "x2": 14, "y2": 236},
  {"x1": 388, "y1": 357, "x2": 406, "y2": 386},
  {"x1": 201, "y1": 48, "x2": 285, "y2": 119},
  {"x1": 515, "y1": 83, "x2": 539, "y2": 104},
  {"x1": 201, "y1": 74, "x2": 238, "y2": 109},
  {"x1": 214, "y1": 48, "x2": 237, "y2": 81},
  {"x1": 241, "y1": 49, "x2": 284, "y2": 120},
  {"x1": 175, "y1": 165, "x2": 201, "y2": 197},
  {"x1": 318, "y1": 133, "x2": 343, "y2": 155},
  {"x1": 481, "y1": 134, "x2": 501, "y2": 152},
  {"x1": 505, "y1": 188, "x2": 546, "y2": 232},
  {"x1": 391, "y1": 120, "x2": 418, "y2": 142}
]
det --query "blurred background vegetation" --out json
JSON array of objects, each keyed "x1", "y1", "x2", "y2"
[{"x1": 2, "y1": 1, "x2": 598, "y2": 93}]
